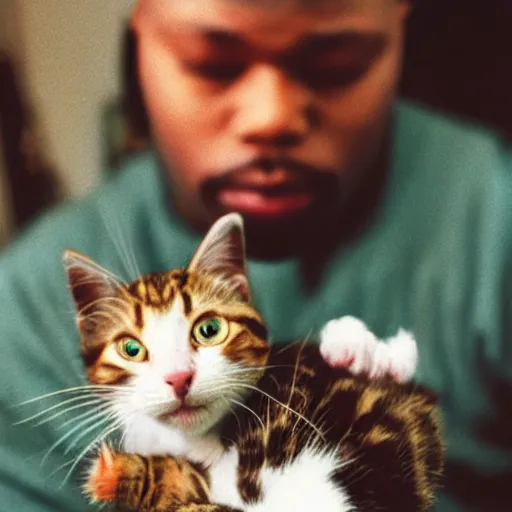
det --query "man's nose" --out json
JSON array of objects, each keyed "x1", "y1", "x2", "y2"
[
  {"x1": 165, "y1": 370, "x2": 195, "y2": 399},
  {"x1": 233, "y1": 64, "x2": 315, "y2": 148}
]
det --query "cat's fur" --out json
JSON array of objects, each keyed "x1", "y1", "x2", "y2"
[{"x1": 64, "y1": 213, "x2": 443, "y2": 512}]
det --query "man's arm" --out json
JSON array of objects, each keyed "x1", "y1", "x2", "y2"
[{"x1": 0, "y1": 245, "x2": 94, "y2": 511}]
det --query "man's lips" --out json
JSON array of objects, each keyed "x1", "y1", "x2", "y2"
[
  {"x1": 217, "y1": 188, "x2": 315, "y2": 217},
  {"x1": 203, "y1": 160, "x2": 338, "y2": 218},
  {"x1": 225, "y1": 167, "x2": 303, "y2": 188}
]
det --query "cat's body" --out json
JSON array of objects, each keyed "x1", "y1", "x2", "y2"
[
  {"x1": 86, "y1": 342, "x2": 441, "y2": 512},
  {"x1": 216, "y1": 343, "x2": 441, "y2": 511},
  {"x1": 63, "y1": 213, "x2": 443, "y2": 511}
]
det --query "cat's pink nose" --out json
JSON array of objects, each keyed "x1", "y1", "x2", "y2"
[{"x1": 165, "y1": 371, "x2": 195, "y2": 399}]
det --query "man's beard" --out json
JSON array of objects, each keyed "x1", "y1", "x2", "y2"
[
  {"x1": 159, "y1": 142, "x2": 389, "y2": 261},
  {"x1": 199, "y1": 156, "x2": 344, "y2": 259}
]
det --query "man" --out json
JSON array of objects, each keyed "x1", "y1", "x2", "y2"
[{"x1": 0, "y1": 0, "x2": 510, "y2": 510}]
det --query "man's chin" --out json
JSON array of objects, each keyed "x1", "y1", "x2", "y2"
[{"x1": 211, "y1": 200, "x2": 336, "y2": 260}]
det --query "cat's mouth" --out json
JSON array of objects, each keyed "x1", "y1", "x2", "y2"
[
  {"x1": 172, "y1": 404, "x2": 206, "y2": 417},
  {"x1": 157, "y1": 402, "x2": 207, "y2": 423}
]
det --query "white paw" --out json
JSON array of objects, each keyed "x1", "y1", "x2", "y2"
[
  {"x1": 320, "y1": 316, "x2": 379, "y2": 376},
  {"x1": 384, "y1": 329, "x2": 418, "y2": 383},
  {"x1": 320, "y1": 316, "x2": 418, "y2": 383}
]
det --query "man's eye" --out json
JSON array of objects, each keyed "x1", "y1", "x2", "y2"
[
  {"x1": 186, "y1": 62, "x2": 246, "y2": 83},
  {"x1": 293, "y1": 65, "x2": 369, "y2": 90}
]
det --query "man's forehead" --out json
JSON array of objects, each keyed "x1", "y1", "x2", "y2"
[{"x1": 135, "y1": 0, "x2": 396, "y2": 50}]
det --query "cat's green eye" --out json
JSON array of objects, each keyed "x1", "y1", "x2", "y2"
[
  {"x1": 117, "y1": 338, "x2": 147, "y2": 362},
  {"x1": 192, "y1": 316, "x2": 229, "y2": 346}
]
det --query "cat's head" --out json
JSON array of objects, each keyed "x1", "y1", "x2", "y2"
[{"x1": 63, "y1": 213, "x2": 269, "y2": 435}]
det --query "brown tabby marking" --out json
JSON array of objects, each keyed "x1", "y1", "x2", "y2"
[
  {"x1": 87, "y1": 343, "x2": 443, "y2": 511},
  {"x1": 87, "y1": 445, "x2": 211, "y2": 511},
  {"x1": 64, "y1": 256, "x2": 268, "y2": 385},
  {"x1": 65, "y1": 214, "x2": 443, "y2": 512}
]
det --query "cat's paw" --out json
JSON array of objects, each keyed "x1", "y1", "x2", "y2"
[
  {"x1": 384, "y1": 329, "x2": 418, "y2": 383},
  {"x1": 320, "y1": 316, "x2": 379, "y2": 375},
  {"x1": 319, "y1": 316, "x2": 418, "y2": 383},
  {"x1": 84, "y1": 443, "x2": 120, "y2": 503}
]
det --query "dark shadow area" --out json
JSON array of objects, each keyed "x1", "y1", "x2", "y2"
[
  {"x1": 401, "y1": 0, "x2": 512, "y2": 140},
  {"x1": 442, "y1": 347, "x2": 512, "y2": 512}
]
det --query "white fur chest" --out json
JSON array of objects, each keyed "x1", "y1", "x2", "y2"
[
  {"x1": 209, "y1": 445, "x2": 355, "y2": 512},
  {"x1": 123, "y1": 416, "x2": 355, "y2": 511},
  {"x1": 122, "y1": 415, "x2": 224, "y2": 467}
]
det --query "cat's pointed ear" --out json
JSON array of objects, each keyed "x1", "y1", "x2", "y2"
[
  {"x1": 63, "y1": 249, "x2": 125, "y2": 315},
  {"x1": 188, "y1": 213, "x2": 250, "y2": 301}
]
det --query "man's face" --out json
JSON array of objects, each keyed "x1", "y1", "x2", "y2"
[{"x1": 132, "y1": 0, "x2": 408, "y2": 233}]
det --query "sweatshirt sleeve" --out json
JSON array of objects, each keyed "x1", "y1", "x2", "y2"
[{"x1": 0, "y1": 212, "x2": 97, "y2": 512}]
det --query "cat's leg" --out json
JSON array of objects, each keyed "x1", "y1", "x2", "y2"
[
  {"x1": 84, "y1": 443, "x2": 212, "y2": 511},
  {"x1": 319, "y1": 316, "x2": 417, "y2": 383}
]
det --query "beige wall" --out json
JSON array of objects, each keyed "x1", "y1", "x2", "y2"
[{"x1": 18, "y1": 0, "x2": 133, "y2": 197}]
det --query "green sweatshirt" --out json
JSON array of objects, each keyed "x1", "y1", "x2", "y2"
[{"x1": 0, "y1": 100, "x2": 511, "y2": 511}]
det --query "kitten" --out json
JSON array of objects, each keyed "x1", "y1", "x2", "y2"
[{"x1": 64, "y1": 213, "x2": 443, "y2": 512}]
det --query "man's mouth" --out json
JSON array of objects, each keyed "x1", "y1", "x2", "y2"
[
  {"x1": 217, "y1": 187, "x2": 314, "y2": 217},
  {"x1": 202, "y1": 158, "x2": 337, "y2": 219}
]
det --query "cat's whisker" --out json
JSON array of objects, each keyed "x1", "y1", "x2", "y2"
[
  {"x1": 64, "y1": 410, "x2": 120, "y2": 456},
  {"x1": 99, "y1": 206, "x2": 140, "y2": 281},
  {"x1": 14, "y1": 395, "x2": 109, "y2": 425},
  {"x1": 16, "y1": 384, "x2": 136, "y2": 407},
  {"x1": 194, "y1": 382, "x2": 249, "y2": 404},
  {"x1": 307, "y1": 404, "x2": 331, "y2": 435},
  {"x1": 46, "y1": 458, "x2": 75, "y2": 481},
  {"x1": 59, "y1": 418, "x2": 124, "y2": 488},
  {"x1": 56, "y1": 401, "x2": 115, "y2": 431},
  {"x1": 227, "y1": 397, "x2": 266, "y2": 432},
  {"x1": 224, "y1": 379, "x2": 326, "y2": 441},
  {"x1": 217, "y1": 398, "x2": 240, "y2": 446},
  {"x1": 112, "y1": 207, "x2": 141, "y2": 280},
  {"x1": 32, "y1": 398, "x2": 109, "y2": 428},
  {"x1": 220, "y1": 364, "x2": 296, "y2": 377},
  {"x1": 286, "y1": 341, "x2": 307, "y2": 414},
  {"x1": 40, "y1": 409, "x2": 115, "y2": 467},
  {"x1": 269, "y1": 373, "x2": 281, "y2": 390},
  {"x1": 217, "y1": 366, "x2": 262, "y2": 376},
  {"x1": 221, "y1": 396, "x2": 243, "y2": 434}
]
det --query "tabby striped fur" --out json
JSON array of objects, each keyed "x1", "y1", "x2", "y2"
[{"x1": 64, "y1": 213, "x2": 443, "y2": 511}]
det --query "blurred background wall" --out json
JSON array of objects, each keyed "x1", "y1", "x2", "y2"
[
  {"x1": 0, "y1": 0, "x2": 131, "y2": 246},
  {"x1": 2, "y1": 0, "x2": 131, "y2": 196},
  {"x1": 0, "y1": 0, "x2": 511, "y2": 248}
]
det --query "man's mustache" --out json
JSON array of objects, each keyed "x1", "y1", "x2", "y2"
[{"x1": 204, "y1": 156, "x2": 339, "y2": 193}]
